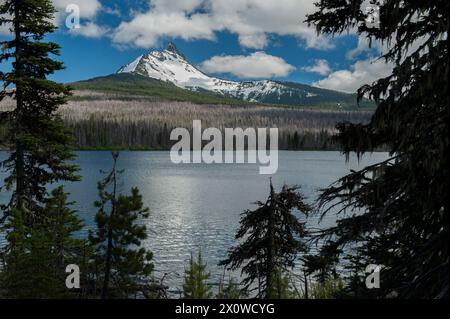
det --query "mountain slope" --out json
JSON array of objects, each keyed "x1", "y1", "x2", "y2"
[
  {"x1": 116, "y1": 43, "x2": 365, "y2": 108},
  {"x1": 71, "y1": 73, "x2": 253, "y2": 105}
]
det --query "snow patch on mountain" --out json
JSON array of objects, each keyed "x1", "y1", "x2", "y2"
[{"x1": 117, "y1": 43, "x2": 344, "y2": 105}]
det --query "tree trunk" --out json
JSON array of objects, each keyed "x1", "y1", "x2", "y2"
[
  {"x1": 101, "y1": 156, "x2": 118, "y2": 299},
  {"x1": 14, "y1": 1, "x2": 25, "y2": 212},
  {"x1": 304, "y1": 272, "x2": 309, "y2": 299},
  {"x1": 266, "y1": 180, "x2": 276, "y2": 298}
]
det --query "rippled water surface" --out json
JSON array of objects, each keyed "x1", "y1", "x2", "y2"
[{"x1": 0, "y1": 151, "x2": 387, "y2": 294}]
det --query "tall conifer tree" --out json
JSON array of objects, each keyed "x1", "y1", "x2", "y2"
[
  {"x1": 306, "y1": 0, "x2": 448, "y2": 298},
  {"x1": 0, "y1": 0, "x2": 79, "y2": 223},
  {"x1": 89, "y1": 152, "x2": 154, "y2": 299},
  {"x1": 220, "y1": 181, "x2": 311, "y2": 298},
  {"x1": 0, "y1": 186, "x2": 84, "y2": 298},
  {"x1": 0, "y1": 0, "x2": 80, "y2": 298}
]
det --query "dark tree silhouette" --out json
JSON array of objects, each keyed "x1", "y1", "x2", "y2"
[
  {"x1": 0, "y1": 187, "x2": 84, "y2": 298},
  {"x1": 0, "y1": 0, "x2": 80, "y2": 299},
  {"x1": 306, "y1": 0, "x2": 449, "y2": 298},
  {"x1": 0, "y1": 0, "x2": 79, "y2": 223},
  {"x1": 220, "y1": 180, "x2": 311, "y2": 298},
  {"x1": 89, "y1": 152, "x2": 154, "y2": 299}
]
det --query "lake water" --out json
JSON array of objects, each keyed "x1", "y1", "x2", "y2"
[{"x1": 0, "y1": 151, "x2": 387, "y2": 295}]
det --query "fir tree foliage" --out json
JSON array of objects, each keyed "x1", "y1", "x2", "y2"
[
  {"x1": 309, "y1": 277, "x2": 345, "y2": 299},
  {"x1": 217, "y1": 276, "x2": 242, "y2": 299},
  {"x1": 306, "y1": 0, "x2": 449, "y2": 298},
  {"x1": 267, "y1": 267, "x2": 296, "y2": 299},
  {"x1": 0, "y1": 0, "x2": 79, "y2": 223},
  {"x1": 220, "y1": 180, "x2": 311, "y2": 298},
  {"x1": 303, "y1": 254, "x2": 339, "y2": 285},
  {"x1": 89, "y1": 152, "x2": 154, "y2": 299},
  {"x1": 183, "y1": 250, "x2": 213, "y2": 299},
  {"x1": 0, "y1": 187, "x2": 84, "y2": 298}
]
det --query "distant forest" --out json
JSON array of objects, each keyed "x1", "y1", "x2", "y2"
[{"x1": 0, "y1": 91, "x2": 373, "y2": 151}]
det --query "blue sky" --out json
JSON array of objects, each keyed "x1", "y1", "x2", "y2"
[{"x1": 0, "y1": 0, "x2": 391, "y2": 93}]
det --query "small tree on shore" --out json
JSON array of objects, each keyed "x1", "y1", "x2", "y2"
[
  {"x1": 217, "y1": 276, "x2": 241, "y2": 299},
  {"x1": 220, "y1": 180, "x2": 311, "y2": 298},
  {"x1": 183, "y1": 250, "x2": 213, "y2": 299},
  {"x1": 0, "y1": 187, "x2": 84, "y2": 298},
  {"x1": 89, "y1": 152, "x2": 154, "y2": 299}
]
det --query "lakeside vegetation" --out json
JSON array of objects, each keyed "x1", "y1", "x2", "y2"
[
  {"x1": 70, "y1": 73, "x2": 375, "y2": 110},
  {"x1": 71, "y1": 73, "x2": 253, "y2": 106},
  {"x1": 0, "y1": 0, "x2": 447, "y2": 300},
  {"x1": 0, "y1": 94, "x2": 373, "y2": 151}
]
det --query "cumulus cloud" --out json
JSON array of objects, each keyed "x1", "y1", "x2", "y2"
[
  {"x1": 50, "y1": 0, "x2": 111, "y2": 39},
  {"x1": 112, "y1": 0, "x2": 334, "y2": 50},
  {"x1": 238, "y1": 34, "x2": 269, "y2": 50},
  {"x1": 0, "y1": 24, "x2": 11, "y2": 36},
  {"x1": 52, "y1": 0, "x2": 102, "y2": 19},
  {"x1": 113, "y1": 12, "x2": 217, "y2": 48},
  {"x1": 313, "y1": 58, "x2": 393, "y2": 93},
  {"x1": 302, "y1": 59, "x2": 331, "y2": 76},
  {"x1": 346, "y1": 37, "x2": 372, "y2": 60},
  {"x1": 1, "y1": 0, "x2": 114, "y2": 39},
  {"x1": 199, "y1": 52, "x2": 295, "y2": 79},
  {"x1": 0, "y1": 12, "x2": 11, "y2": 36},
  {"x1": 0, "y1": 0, "x2": 103, "y2": 31},
  {"x1": 333, "y1": 34, "x2": 429, "y2": 93},
  {"x1": 149, "y1": 0, "x2": 205, "y2": 14},
  {"x1": 69, "y1": 22, "x2": 109, "y2": 38}
]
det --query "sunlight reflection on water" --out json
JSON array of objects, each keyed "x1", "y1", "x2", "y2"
[{"x1": 0, "y1": 150, "x2": 388, "y2": 295}]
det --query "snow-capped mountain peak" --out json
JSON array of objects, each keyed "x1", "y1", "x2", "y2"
[
  {"x1": 118, "y1": 43, "x2": 212, "y2": 88},
  {"x1": 164, "y1": 42, "x2": 185, "y2": 58},
  {"x1": 117, "y1": 43, "x2": 351, "y2": 105},
  {"x1": 117, "y1": 43, "x2": 288, "y2": 102}
]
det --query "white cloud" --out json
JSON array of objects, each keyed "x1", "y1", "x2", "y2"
[
  {"x1": 199, "y1": 52, "x2": 295, "y2": 79},
  {"x1": 0, "y1": 24, "x2": 11, "y2": 36},
  {"x1": 149, "y1": 0, "x2": 206, "y2": 14},
  {"x1": 346, "y1": 36, "x2": 387, "y2": 60},
  {"x1": 302, "y1": 59, "x2": 331, "y2": 76},
  {"x1": 346, "y1": 37, "x2": 372, "y2": 60},
  {"x1": 0, "y1": 0, "x2": 103, "y2": 31},
  {"x1": 112, "y1": 0, "x2": 335, "y2": 50},
  {"x1": 1, "y1": 0, "x2": 111, "y2": 39},
  {"x1": 238, "y1": 34, "x2": 269, "y2": 50},
  {"x1": 334, "y1": 34, "x2": 430, "y2": 93},
  {"x1": 313, "y1": 58, "x2": 393, "y2": 93},
  {"x1": 52, "y1": 0, "x2": 102, "y2": 19},
  {"x1": 69, "y1": 22, "x2": 109, "y2": 38},
  {"x1": 102, "y1": 6, "x2": 122, "y2": 18},
  {"x1": 50, "y1": 0, "x2": 112, "y2": 39},
  {"x1": 0, "y1": 12, "x2": 11, "y2": 36},
  {"x1": 113, "y1": 12, "x2": 216, "y2": 48}
]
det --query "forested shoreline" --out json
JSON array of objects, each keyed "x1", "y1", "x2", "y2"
[
  {"x1": 0, "y1": 94, "x2": 372, "y2": 151},
  {"x1": 0, "y1": 0, "x2": 447, "y2": 301}
]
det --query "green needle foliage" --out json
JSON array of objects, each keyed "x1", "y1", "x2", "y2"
[
  {"x1": 303, "y1": 254, "x2": 339, "y2": 285},
  {"x1": 220, "y1": 181, "x2": 311, "y2": 298},
  {"x1": 267, "y1": 267, "x2": 296, "y2": 299},
  {"x1": 89, "y1": 152, "x2": 154, "y2": 299},
  {"x1": 0, "y1": 0, "x2": 80, "y2": 298},
  {"x1": 309, "y1": 277, "x2": 345, "y2": 300},
  {"x1": 306, "y1": 0, "x2": 449, "y2": 298},
  {"x1": 217, "y1": 276, "x2": 242, "y2": 299},
  {"x1": 0, "y1": 187, "x2": 84, "y2": 298},
  {"x1": 183, "y1": 250, "x2": 213, "y2": 299},
  {"x1": 44, "y1": 187, "x2": 85, "y2": 269},
  {"x1": 0, "y1": 0, "x2": 79, "y2": 222}
]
